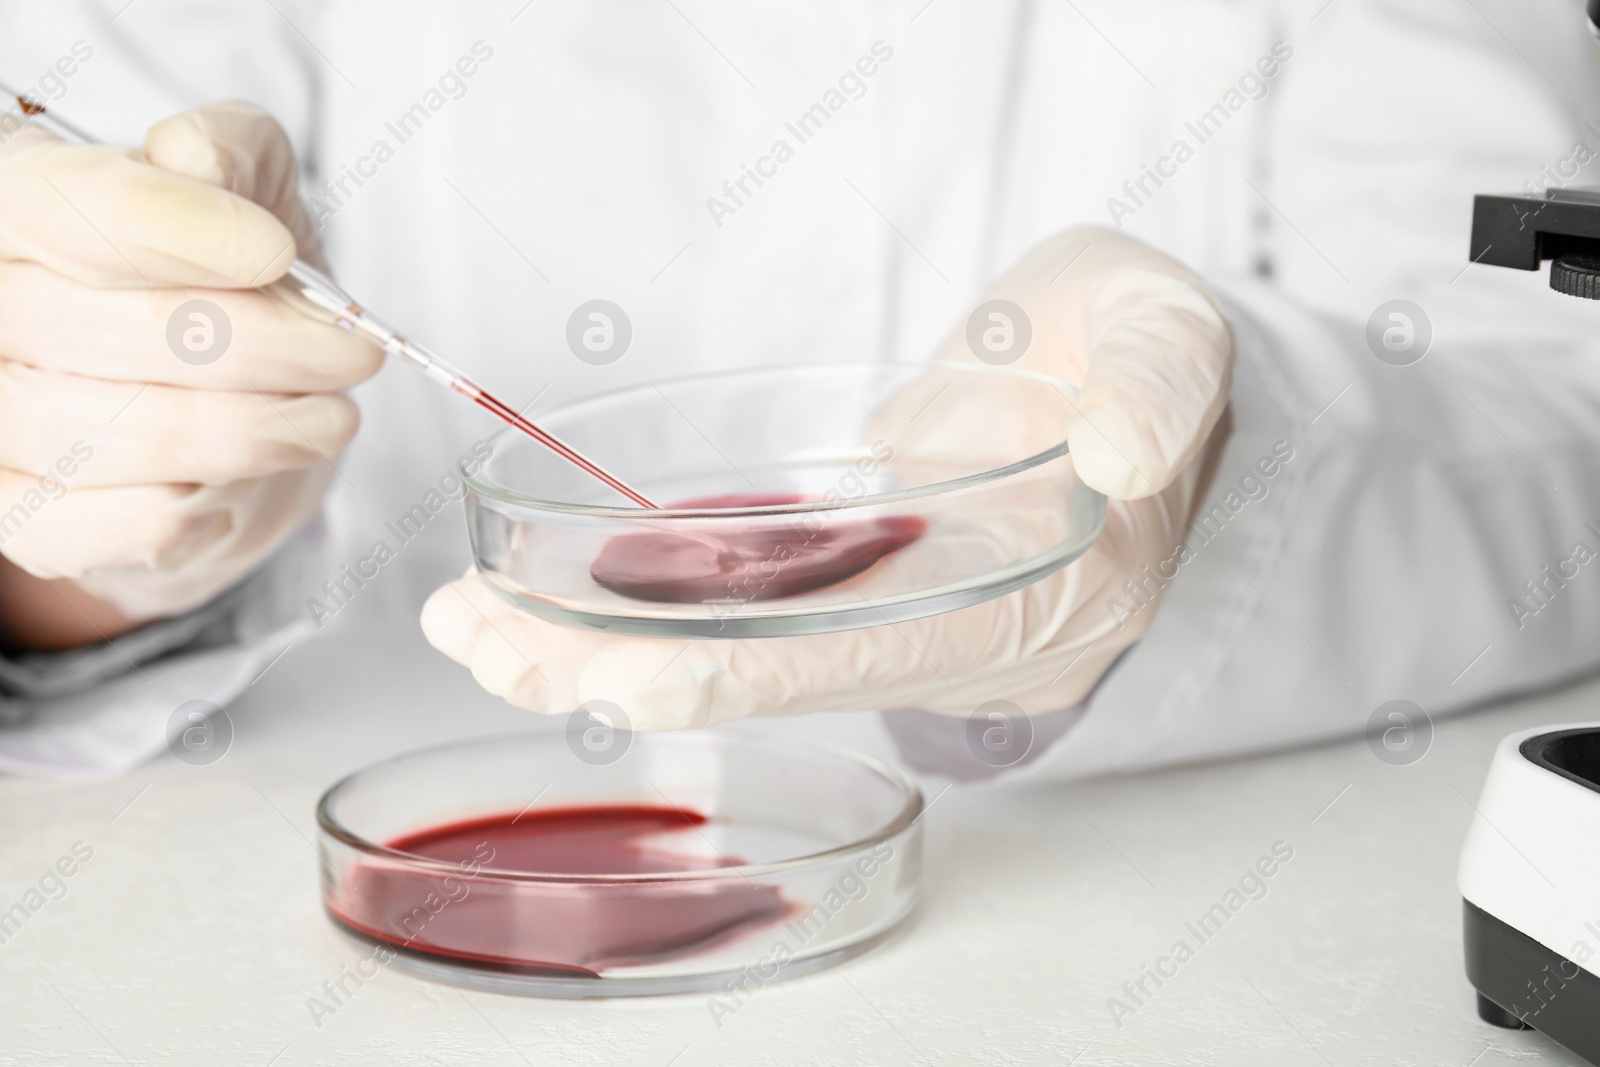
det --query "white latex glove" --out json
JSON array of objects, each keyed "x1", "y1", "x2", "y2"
[
  {"x1": 421, "y1": 228, "x2": 1233, "y2": 729},
  {"x1": 0, "y1": 102, "x2": 381, "y2": 622}
]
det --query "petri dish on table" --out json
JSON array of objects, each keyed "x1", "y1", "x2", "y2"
[
  {"x1": 316, "y1": 731, "x2": 923, "y2": 998},
  {"x1": 464, "y1": 361, "x2": 1106, "y2": 638}
]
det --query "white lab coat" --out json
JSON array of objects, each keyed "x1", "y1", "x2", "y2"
[{"x1": 0, "y1": 0, "x2": 1597, "y2": 778}]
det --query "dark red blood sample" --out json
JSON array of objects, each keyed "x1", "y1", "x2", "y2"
[
  {"x1": 327, "y1": 805, "x2": 789, "y2": 977},
  {"x1": 590, "y1": 492, "x2": 927, "y2": 603}
]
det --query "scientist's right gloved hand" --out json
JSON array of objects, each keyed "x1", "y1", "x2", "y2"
[
  {"x1": 0, "y1": 102, "x2": 381, "y2": 648},
  {"x1": 422, "y1": 228, "x2": 1236, "y2": 730}
]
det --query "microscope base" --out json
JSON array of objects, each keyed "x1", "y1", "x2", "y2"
[{"x1": 1464, "y1": 899, "x2": 1600, "y2": 1062}]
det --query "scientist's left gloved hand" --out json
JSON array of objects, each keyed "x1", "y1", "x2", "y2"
[{"x1": 421, "y1": 228, "x2": 1233, "y2": 728}]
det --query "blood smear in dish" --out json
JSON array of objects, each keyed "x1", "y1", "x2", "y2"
[
  {"x1": 326, "y1": 805, "x2": 789, "y2": 977},
  {"x1": 589, "y1": 492, "x2": 926, "y2": 603}
]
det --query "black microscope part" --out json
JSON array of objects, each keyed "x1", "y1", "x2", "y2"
[
  {"x1": 1551, "y1": 252, "x2": 1600, "y2": 299},
  {"x1": 1466, "y1": 3, "x2": 1600, "y2": 295},
  {"x1": 1471, "y1": 190, "x2": 1600, "y2": 300}
]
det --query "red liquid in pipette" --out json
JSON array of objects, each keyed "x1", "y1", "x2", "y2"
[
  {"x1": 461, "y1": 385, "x2": 660, "y2": 509},
  {"x1": 327, "y1": 804, "x2": 789, "y2": 976}
]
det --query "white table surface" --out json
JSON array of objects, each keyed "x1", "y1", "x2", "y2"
[{"x1": 2, "y1": 611, "x2": 1595, "y2": 1067}]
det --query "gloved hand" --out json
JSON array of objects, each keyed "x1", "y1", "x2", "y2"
[
  {"x1": 0, "y1": 102, "x2": 381, "y2": 641},
  {"x1": 421, "y1": 228, "x2": 1233, "y2": 728}
]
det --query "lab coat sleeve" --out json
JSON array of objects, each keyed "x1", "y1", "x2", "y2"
[
  {"x1": 0, "y1": 587, "x2": 246, "y2": 702},
  {"x1": 1019, "y1": 280, "x2": 1600, "y2": 778},
  {"x1": 0, "y1": 527, "x2": 322, "y2": 777},
  {"x1": 0, "y1": 0, "x2": 325, "y2": 776},
  {"x1": 1004, "y1": 0, "x2": 1600, "y2": 781}
]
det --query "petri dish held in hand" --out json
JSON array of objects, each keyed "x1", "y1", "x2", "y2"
[
  {"x1": 463, "y1": 362, "x2": 1106, "y2": 638},
  {"x1": 316, "y1": 731, "x2": 922, "y2": 997}
]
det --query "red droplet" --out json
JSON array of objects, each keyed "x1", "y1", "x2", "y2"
[{"x1": 591, "y1": 492, "x2": 926, "y2": 603}]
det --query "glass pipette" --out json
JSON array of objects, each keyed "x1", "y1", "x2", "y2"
[{"x1": 0, "y1": 83, "x2": 661, "y2": 509}]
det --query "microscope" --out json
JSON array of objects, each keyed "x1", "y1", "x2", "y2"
[
  {"x1": 1466, "y1": 2, "x2": 1600, "y2": 296},
  {"x1": 1460, "y1": 7, "x2": 1600, "y2": 1058}
]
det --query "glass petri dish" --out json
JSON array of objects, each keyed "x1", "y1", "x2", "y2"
[
  {"x1": 316, "y1": 731, "x2": 923, "y2": 998},
  {"x1": 464, "y1": 361, "x2": 1106, "y2": 638}
]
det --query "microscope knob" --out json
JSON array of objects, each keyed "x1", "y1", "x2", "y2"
[{"x1": 1550, "y1": 252, "x2": 1600, "y2": 299}]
